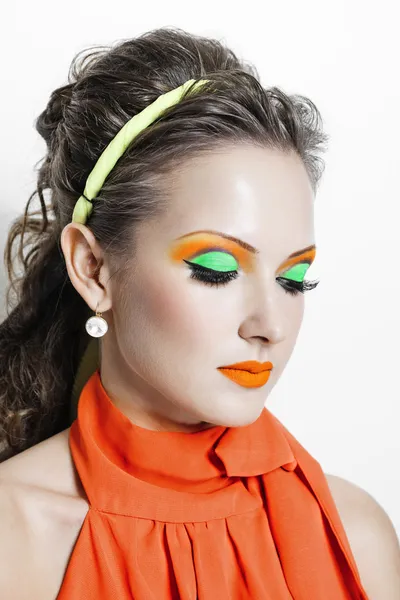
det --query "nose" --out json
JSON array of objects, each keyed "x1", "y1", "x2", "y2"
[{"x1": 238, "y1": 278, "x2": 290, "y2": 345}]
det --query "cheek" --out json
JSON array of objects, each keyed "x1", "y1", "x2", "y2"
[
  {"x1": 151, "y1": 284, "x2": 192, "y2": 329},
  {"x1": 285, "y1": 295, "x2": 305, "y2": 349},
  {"x1": 295, "y1": 296, "x2": 305, "y2": 326},
  {"x1": 133, "y1": 271, "x2": 213, "y2": 343},
  {"x1": 284, "y1": 291, "x2": 305, "y2": 326}
]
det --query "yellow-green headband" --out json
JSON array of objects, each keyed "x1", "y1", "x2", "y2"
[{"x1": 71, "y1": 78, "x2": 209, "y2": 225}]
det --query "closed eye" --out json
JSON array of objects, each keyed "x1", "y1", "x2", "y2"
[
  {"x1": 185, "y1": 250, "x2": 238, "y2": 272},
  {"x1": 183, "y1": 254, "x2": 319, "y2": 296}
]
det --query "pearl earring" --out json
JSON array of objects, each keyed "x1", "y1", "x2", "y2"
[{"x1": 85, "y1": 302, "x2": 108, "y2": 338}]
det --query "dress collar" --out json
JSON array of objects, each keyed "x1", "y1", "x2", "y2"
[{"x1": 80, "y1": 370, "x2": 297, "y2": 494}]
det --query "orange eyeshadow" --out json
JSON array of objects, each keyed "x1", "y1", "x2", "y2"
[
  {"x1": 278, "y1": 247, "x2": 316, "y2": 274},
  {"x1": 168, "y1": 233, "x2": 316, "y2": 275},
  {"x1": 168, "y1": 233, "x2": 255, "y2": 273}
]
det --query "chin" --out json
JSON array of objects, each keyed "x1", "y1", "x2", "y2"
[{"x1": 202, "y1": 402, "x2": 266, "y2": 429}]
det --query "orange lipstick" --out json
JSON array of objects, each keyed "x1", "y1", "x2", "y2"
[{"x1": 217, "y1": 361, "x2": 273, "y2": 388}]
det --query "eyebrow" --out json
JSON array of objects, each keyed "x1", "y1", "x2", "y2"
[{"x1": 175, "y1": 230, "x2": 316, "y2": 260}]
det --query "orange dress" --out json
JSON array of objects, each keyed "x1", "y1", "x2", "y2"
[{"x1": 57, "y1": 370, "x2": 369, "y2": 599}]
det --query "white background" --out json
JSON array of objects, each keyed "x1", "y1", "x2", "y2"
[{"x1": 1, "y1": 0, "x2": 399, "y2": 535}]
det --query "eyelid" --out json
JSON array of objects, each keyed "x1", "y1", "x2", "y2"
[
  {"x1": 169, "y1": 234, "x2": 317, "y2": 275},
  {"x1": 169, "y1": 235, "x2": 253, "y2": 272},
  {"x1": 277, "y1": 249, "x2": 316, "y2": 274},
  {"x1": 279, "y1": 262, "x2": 311, "y2": 282},
  {"x1": 188, "y1": 250, "x2": 239, "y2": 271}
]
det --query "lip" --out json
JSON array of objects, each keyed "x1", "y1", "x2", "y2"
[
  {"x1": 218, "y1": 360, "x2": 273, "y2": 374},
  {"x1": 217, "y1": 361, "x2": 273, "y2": 389}
]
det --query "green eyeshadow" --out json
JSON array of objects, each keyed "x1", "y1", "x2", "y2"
[
  {"x1": 189, "y1": 251, "x2": 238, "y2": 272},
  {"x1": 280, "y1": 263, "x2": 310, "y2": 283}
]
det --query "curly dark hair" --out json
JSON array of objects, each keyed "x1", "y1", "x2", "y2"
[{"x1": 0, "y1": 27, "x2": 328, "y2": 462}]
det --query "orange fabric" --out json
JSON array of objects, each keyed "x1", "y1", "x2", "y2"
[{"x1": 57, "y1": 370, "x2": 369, "y2": 599}]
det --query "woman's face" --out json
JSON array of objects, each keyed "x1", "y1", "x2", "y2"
[{"x1": 99, "y1": 145, "x2": 316, "y2": 431}]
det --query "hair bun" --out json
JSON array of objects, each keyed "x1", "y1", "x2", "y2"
[{"x1": 36, "y1": 83, "x2": 74, "y2": 148}]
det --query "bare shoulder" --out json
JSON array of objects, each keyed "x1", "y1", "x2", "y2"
[
  {"x1": 325, "y1": 473, "x2": 400, "y2": 599},
  {"x1": 0, "y1": 428, "x2": 80, "y2": 494},
  {"x1": 0, "y1": 429, "x2": 89, "y2": 600},
  {"x1": 0, "y1": 480, "x2": 32, "y2": 598}
]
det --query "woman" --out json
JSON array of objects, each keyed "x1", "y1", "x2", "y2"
[{"x1": 0, "y1": 27, "x2": 398, "y2": 599}]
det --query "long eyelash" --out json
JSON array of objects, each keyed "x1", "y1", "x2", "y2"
[
  {"x1": 276, "y1": 277, "x2": 320, "y2": 296},
  {"x1": 184, "y1": 261, "x2": 238, "y2": 288},
  {"x1": 185, "y1": 261, "x2": 320, "y2": 295}
]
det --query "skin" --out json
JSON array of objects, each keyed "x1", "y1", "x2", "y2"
[
  {"x1": 0, "y1": 144, "x2": 399, "y2": 599},
  {"x1": 61, "y1": 144, "x2": 316, "y2": 432}
]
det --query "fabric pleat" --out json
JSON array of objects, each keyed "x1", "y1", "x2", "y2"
[{"x1": 57, "y1": 370, "x2": 369, "y2": 599}]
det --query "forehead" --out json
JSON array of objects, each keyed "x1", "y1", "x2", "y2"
[{"x1": 143, "y1": 145, "x2": 315, "y2": 259}]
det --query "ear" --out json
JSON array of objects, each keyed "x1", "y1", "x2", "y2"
[{"x1": 60, "y1": 223, "x2": 113, "y2": 314}]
